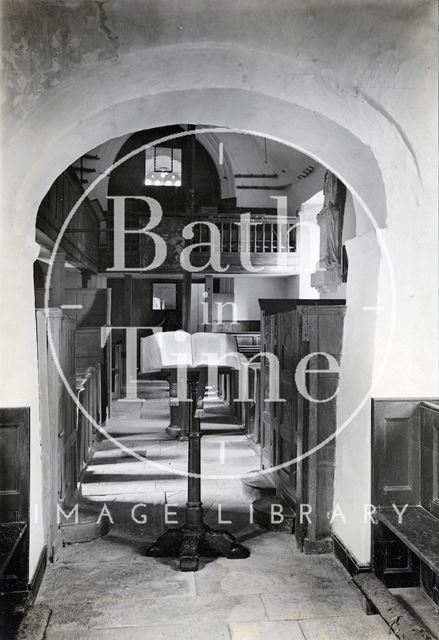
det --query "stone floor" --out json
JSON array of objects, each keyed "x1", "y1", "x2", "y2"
[
  {"x1": 36, "y1": 384, "x2": 395, "y2": 640},
  {"x1": 38, "y1": 533, "x2": 393, "y2": 640}
]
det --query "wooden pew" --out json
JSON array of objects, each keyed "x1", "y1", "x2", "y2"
[{"x1": 372, "y1": 399, "x2": 439, "y2": 605}]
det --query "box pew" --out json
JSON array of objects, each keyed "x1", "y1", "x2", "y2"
[{"x1": 372, "y1": 399, "x2": 439, "y2": 605}]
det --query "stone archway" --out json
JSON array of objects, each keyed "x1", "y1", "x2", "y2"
[{"x1": 0, "y1": 37, "x2": 436, "y2": 577}]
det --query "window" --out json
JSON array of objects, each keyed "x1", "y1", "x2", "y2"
[
  {"x1": 145, "y1": 147, "x2": 182, "y2": 187},
  {"x1": 152, "y1": 283, "x2": 177, "y2": 310}
]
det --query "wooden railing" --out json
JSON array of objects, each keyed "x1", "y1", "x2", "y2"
[
  {"x1": 102, "y1": 212, "x2": 298, "y2": 272},
  {"x1": 192, "y1": 215, "x2": 297, "y2": 254}
]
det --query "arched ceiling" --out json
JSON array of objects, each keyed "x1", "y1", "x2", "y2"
[
  {"x1": 76, "y1": 129, "x2": 237, "y2": 209},
  {"x1": 74, "y1": 127, "x2": 321, "y2": 212},
  {"x1": 3, "y1": 0, "x2": 430, "y2": 241}
]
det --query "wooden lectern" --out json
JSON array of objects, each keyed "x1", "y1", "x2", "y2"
[{"x1": 140, "y1": 331, "x2": 250, "y2": 571}]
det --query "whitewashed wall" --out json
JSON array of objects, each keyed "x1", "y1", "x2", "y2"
[{"x1": 0, "y1": 0, "x2": 437, "y2": 576}]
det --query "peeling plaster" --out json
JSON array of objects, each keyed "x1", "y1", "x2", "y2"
[
  {"x1": 95, "y1": 1, "x2": 119, "y2": 53},
  {"x1": 1, "y1": 0, "x2": 119, "y2": 115}
]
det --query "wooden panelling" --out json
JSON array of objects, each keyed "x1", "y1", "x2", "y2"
[
  {"x1": 372, "y1": 399, "x2": 439, "y2": 591},
  {"x1": 76, "y1": 365, "x2": 101, "y2": 481},
  {"x1": 0, "y1": 408, "x2": 30, "y2": 591},
  {"x1": 64, "y1": 287, "x2": 110, "y2": 421},
  {"x1": 0, "y1": 409, "x2": 30, "y2": 524},
  {"x1": 37, "y1": 168, "x2": 100, "y2": 272},
  {"x1": 0, "y1": 427, "x2": 19, "y2": 510},
  {"x1": 60, "y1": 315, "x2": 77, "y2": 503},
  {"x1": 372, "y1": 399, "x2": 421, "y2": 585},
  {"x1": 373, "y1": 520, "x2": 419, "y2": 588},
  {"x1": 377, "y1": 507, "x2": 439, "y2": 575},
  {"x1": 259, "y1": 301, "x2": 346, "y2": 552},
  {"x1": 75, "y1": 328, "x2": 103, "y2": 371},
  {"x1": 421, "y1": 561, "x2": 439, "y2": 607},
  {"x1": 300, "y1": 306, "x2": 344, "y2": 550},
  {"x1": 64, "y1": 288, "x2": 110, "y2": 328},
  {"x1": 36, "y1": 309, "x2": 77, "y2": 560},
  {"x1": 260, "y1": 309, "x2": 278, "y2": 469},
  {"x1": 420, "y1": 403, "x2": 439, "y2": 519},
  {"x1": 107, "y1": 278, "x2": 182, "y2": 331},
  {"x1": 372, "y1": 400, "x2": 421, "y2": 508},
  {"x1": 277, "y1": 310, "x2": 298, "y2": 490}
]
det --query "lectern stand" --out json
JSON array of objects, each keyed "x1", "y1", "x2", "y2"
[{"x1": 145, "y1": 369, "x2": 250, "y2": 571}]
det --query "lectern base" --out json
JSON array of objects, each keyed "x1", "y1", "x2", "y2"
[
  {"x1": 144, "y1": 523, "x2": 250, "y2": 571},
  {"x1": 144, "y1": 369, "x2": 250, "y2": 571}
]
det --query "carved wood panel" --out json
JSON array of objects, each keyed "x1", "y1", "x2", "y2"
[
  {"x1": 372, "y1": 400, "x2": 421, "y2": 508},
  {"x1": 0, "y1": 409, "x2": 30, "y2": 524}
]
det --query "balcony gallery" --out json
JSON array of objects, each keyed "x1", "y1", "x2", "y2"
[{"x1": 106, "y1": 194, "x2": 304, "y2": 274}]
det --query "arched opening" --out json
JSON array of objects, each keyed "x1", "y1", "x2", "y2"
[
  {"x1": 29, "y1": 115, "x2": 384, "y2": 568},
  {"x1": 1, "y1": 18, "x2": 437, "y2": 636},
  {"x1": 2, "y1": 82, "x2": 426, "y2": 581}
]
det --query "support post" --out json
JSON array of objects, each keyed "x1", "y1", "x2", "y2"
[
  {"x1": 173, "y1": 125, "x2": 196, "y2": 439},
  {"x1": 123, "y1": 274, "x2": 133, "y2": 326},
  {"x1": 167, "y1": 370, "x2": 183, "y2": 438},
  {"x1": 50, "y1": 250, "x2": 66, "y2": 308}
]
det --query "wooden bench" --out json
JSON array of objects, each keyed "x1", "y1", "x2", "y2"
[{"x1": 376, "y1": 507, "x2": 439, "y2": 576}]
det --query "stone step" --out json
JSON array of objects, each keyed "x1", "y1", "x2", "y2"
[
  {"x1": 59, "y1": 506, "x2": 112, "y2": 545},
  {"x1": 252, "y1": 495, "x2": 295, "y2": 533},
  {"x1": 241, "y1": 470, "x2": 277, "y2": 494}
]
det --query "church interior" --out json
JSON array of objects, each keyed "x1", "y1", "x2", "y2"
[{"x1": 0, "y1": 2, "x2": 438, "y2": 639}]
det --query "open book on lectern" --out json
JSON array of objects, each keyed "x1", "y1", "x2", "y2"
[{"x1": 140, "y1": 331, "x2": 246, "y2": 372}]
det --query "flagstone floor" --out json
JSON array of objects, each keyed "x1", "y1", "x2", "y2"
[{"x1": 36, "y1": 384, "x2": 395, "y2": 640}]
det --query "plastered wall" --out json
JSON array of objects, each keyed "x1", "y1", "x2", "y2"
[{"x1": 0, "y1": 0, "x2": 437, "y2": 575}]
